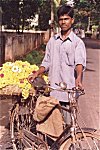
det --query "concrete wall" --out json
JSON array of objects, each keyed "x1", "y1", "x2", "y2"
[{"x1": 2, "y1": 31, "x2": 46, "y2": 61}]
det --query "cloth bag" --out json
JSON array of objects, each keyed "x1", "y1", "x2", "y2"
[{"x1": 33, "y1": 96, "x2": 64, "y2": 138}]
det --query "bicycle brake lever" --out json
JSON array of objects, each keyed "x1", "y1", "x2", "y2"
[
  {"x1": 55, "y1": 83, "x2": 59, "y2": 86},
  {"x1": 81, "y1": 89, "x2": 85, "y2": 95}
]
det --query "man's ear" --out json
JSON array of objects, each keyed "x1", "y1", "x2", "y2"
[{"x1": 72, "y1": 18, "x2": 74, "y2": 24}]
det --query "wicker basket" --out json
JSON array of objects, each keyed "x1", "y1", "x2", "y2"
[{"x1": 0, "y1": 85, "x2": 35, "y2": 96}]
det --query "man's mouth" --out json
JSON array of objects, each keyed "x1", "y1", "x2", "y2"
[{"x1": 61, "y1": 26, "x2": 67, "y2": 28}]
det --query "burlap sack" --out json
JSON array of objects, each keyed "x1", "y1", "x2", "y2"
[{"x1": 33, "y1": 96, "x2": 64, "y2": 138}]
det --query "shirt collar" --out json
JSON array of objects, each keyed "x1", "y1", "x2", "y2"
[{"x1": 54, "y1": 30, "x2": 74, "y2": 42}]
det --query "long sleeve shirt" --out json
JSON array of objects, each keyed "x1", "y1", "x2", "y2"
[{"x1": 41, "y1": 31, "x2": 86, "y2": 102}]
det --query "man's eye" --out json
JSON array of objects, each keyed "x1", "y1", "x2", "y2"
[{"x1": 59, "y1": 18, "x2": 68, "y2": 21}]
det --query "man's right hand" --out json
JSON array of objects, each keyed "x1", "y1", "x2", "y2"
[
  {"x1": 28, "y1": 66, "x2": 45, "y2": 84},
  {"x1": 28, "y1": 71, "x2": 39, "y2": 84}
]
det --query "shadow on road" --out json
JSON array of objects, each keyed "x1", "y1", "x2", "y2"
[
  {"x1": 85, "y1": 68, "x2": 95, "y2": 72},
  {"x1": 83, "y1": 38, "x2": 100, "y2": 49}
]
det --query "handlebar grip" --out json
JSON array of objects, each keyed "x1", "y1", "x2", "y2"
[{"x1": 72, "y1": 87, "x2": 85, "y2": 95}]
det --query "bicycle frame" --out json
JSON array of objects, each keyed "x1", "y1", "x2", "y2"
[
  {"x1": 10, "y1": 78, "x2": 100, "y2": 150},
  {"x1": 29, "y1": 79, "x2": 86, "y2": 147},
  {"x1": 49, "y1": 90, "x2": 81, "y2": 149},
  {"x1": 68, "y1": 91, "x2": 78, "y2": 143}
]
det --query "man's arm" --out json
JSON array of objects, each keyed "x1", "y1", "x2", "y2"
[
  {"x1": 74, "y1": 38, "x2": 86, "y2": 89},
  {"x1": 75, "y1": 64, "x2": 83, "y2": 89},
  {"x1": 35, "y1": 66, "x2": 45, "y2": 76}
]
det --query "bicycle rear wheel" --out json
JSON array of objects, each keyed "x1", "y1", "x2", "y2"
[
  {"x1": 60, "y1": 131, "x2": 100, "y2": 150},
  {"x1": 10, "y1": 95, "x2": 48, "y2": 150},
  {"x1": 10, "y1": 104, "x2": 34, "y2": 149}
]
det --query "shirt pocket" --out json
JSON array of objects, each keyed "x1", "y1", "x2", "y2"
[{"x1": 61, "y1": 48, "x2": 75, "y2": 66}]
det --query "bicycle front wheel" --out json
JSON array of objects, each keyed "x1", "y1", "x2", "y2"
[{"x1": 60, "y1": 131, "x2": 100, "y2": 150}]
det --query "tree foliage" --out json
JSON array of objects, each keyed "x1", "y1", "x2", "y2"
[
  {"x1": 1, "y1": 0, "x2": 40, "y2": 32},
  {"x1": 38, "y1": 0, "x2": 51, "y2": 31},
  {"x1": 1, "y1": 0, "x2": 100, "y2": 32},
  {"x1": 74, "y1": 0, "x2": 100, "y2": 30}
]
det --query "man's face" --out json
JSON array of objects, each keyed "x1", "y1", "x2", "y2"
[{"x1": 58, "y1": 14, "x2": 74, "y2": 31}]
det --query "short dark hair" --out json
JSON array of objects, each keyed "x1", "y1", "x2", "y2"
[{"x1": 57, "y1": 5, "x2": 74, "y2": 18}]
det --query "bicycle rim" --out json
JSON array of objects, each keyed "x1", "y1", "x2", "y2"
[
  {"x1": 59, "y1": 131, "x2": 100, "y2": 150},
  {"x1": 10, "y1": 105, "x2": 33, "y2": 150},
  {"x1": 10, "y1": 104, "x2": 48, "y2": 150}
]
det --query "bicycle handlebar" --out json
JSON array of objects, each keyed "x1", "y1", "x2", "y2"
[
  {"x1": 47, "y1": 84, "x2": 85, "y2": 95},
  {"x1": 29, "y1": 76, "x2": 85, "y2": 96}
]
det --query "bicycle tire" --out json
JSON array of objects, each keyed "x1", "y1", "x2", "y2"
[
  {"x1": 10, "y1": 100, "x2": 48, "y2": 150},
  {"x1": 59, "y1": 130, "x2": 100, "y2": 150},
  {"x1": 10, "y1": 104, "x2": 33, "y2": 149},
  {"x1": 10, "y1": 116, "x2": 48, "y2": 150}
]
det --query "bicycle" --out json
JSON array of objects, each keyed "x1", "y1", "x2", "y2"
[{"x1": 9, "y1": 77, "x2": 100, "y2": 150}]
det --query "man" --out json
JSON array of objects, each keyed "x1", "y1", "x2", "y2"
[{"x1": 28, "y1": 5, "x2": 86, "y2": 124}]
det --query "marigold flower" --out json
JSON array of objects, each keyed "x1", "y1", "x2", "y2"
[{"x1": 0, "y1": 60, "x2": 48, "y2": 99}]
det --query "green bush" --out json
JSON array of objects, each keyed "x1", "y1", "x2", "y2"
[{"x1": 22, "y1": 49, "x2": 45, "y2": 66}]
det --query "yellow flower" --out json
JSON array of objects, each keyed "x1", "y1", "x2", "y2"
[
  {"x1": 0, "y1": 60, "x2": 48, "y2": 99},
  {"x1": 42, "y1": 75, "x2": 49, "y2": 83}
]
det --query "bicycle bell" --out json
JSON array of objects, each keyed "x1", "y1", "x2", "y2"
[{"x1": 59, "y1": 82, "x2": 67, "y2": 90}]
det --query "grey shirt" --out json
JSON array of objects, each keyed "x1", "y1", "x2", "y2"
[{"x1": 41, "y1": 31, "x2": 86, "y2": 102}]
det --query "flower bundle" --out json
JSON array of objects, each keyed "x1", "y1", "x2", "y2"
[{"x1": 0, "y1": 61, "x2": 48, "y2": 99}]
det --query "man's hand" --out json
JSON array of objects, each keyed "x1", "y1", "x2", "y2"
[
  {"x1": 28, "y1": 71, "x2": 39, "y2": 84},
  {"x1": 75, "y1": 76, "x2": 83, "y2": 89},
  {"x1": 27, "y1": 66, "x2": 45, "y2": 84},
  {"x1": 75, "y1": 64, "x2": 84, "y2": 89}
]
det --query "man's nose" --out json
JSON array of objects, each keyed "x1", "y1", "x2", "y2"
[
  {"x1": 61, "y1": 19, "x2": 66, "y2": 24},
  {"x1": 62, "y1": 20, "x2": 65, "y2": 23}
]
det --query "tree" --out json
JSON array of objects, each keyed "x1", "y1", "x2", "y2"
[
  {"x1": 1, "y1": 0, "x2": 99, "y2": 35},
  {"x1": 37, "y1": 0, "x2": 64, "y2": 31},
  {"x1": 1, "y1": 0, "x2": 40, "y2": 33},
  {"x1": 37, "y1": 0, "x2": 66, "y2": 31},
  {"x1": 38, "y1": 0, "x2": 51, "y2": 31},
  {"x1": 74, "y1": 0, "x2": 100, "y2": 31}
]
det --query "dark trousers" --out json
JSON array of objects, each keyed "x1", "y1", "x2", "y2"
[{"x1": 59, "y1": 101, "x2": 71, "y2": 126}]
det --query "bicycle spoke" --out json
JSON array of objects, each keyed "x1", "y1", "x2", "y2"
[
  {"x1": 23, "y1": 136, "x2": 39, "y2": 150},
  {"x1": 23, "y1": 129, "x2": 48, "y2": 150},
  {"x1": 76, "y1": 140, "x2": 83, "y2": 149},
  {"x1": 60, "y1": 132, "x2": 100, "y2": 150},
  {"x1": 69, "y1": 143, "x2": 76, "y2": 150},
  {"x1": 21, "y1": 137, "x2": 32, "y2": 148},
  {"x1": 92, "y1": 137, "x2": 100, "y2": 150},
  {"x1": 23, "y1": 132, "x2": 38, "y2": 148}
]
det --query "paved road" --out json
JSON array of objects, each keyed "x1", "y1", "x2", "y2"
[
  {"x1": 78, "y1": 47, "x2": 100, "y2": 131},
  {"x1": 0, "y1": 38, "x2": 100, "y2": 149},
  {"x1": 0, "y1": 97, "x2": 12, "y2": 149}
]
